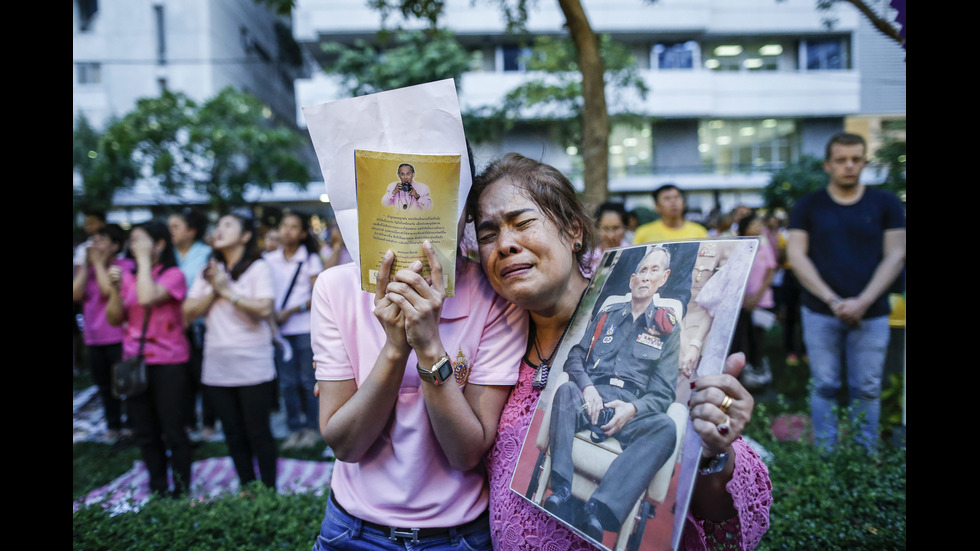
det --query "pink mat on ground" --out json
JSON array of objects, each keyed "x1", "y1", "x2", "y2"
[{"x1": 74, "y1": 457, "x2": 333, "y2": 514}]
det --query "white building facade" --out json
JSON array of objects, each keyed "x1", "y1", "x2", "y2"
[
  {"x1": 292, "y1": 0, "x2": 906, "y2": 218},
  {"x1": 73, "y1": 0, "x2": 905, "y2": 219},
  {"x1": 73, "y1": 0, "x2": 326, "y2": 216},
  {"x1": 73, "y1": 0, "x2": 301, "y2": 129}
]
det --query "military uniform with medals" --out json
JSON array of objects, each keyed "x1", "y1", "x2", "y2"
[{"x1": 547, "y1": 297, "x2": 681, "y2": 530}]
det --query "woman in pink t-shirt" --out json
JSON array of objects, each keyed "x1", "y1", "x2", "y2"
[
  {"x1": 184, "y1": 213, "x2": 278, "y2": 490},
  {"x1": 106, "y1": 221, "x2": 193, "y2": 497}
]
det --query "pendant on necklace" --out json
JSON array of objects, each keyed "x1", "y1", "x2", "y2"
[{"x1": 532, "y1": 362, "x2": 550, "y2": 389}]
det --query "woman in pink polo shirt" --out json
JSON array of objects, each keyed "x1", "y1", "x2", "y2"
[
  {"x1": 310, "y1": 229, "x2": 527, "y2": 550},
  {"x1": 106, "y1": 220, "x2": 193, "y2": 497},
  {"x1": 72, "y1": 223, "x2": 132, "y2": 444},
  {"x1": 184, "y1": 213, "x2": 278, "y2": 490}
]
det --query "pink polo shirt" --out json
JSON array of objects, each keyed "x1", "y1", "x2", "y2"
[
  {"x1": 312, "y1": 258, "x2": 527, "y2": 528},
  {"x1": 263, "y1": 246, "x2": 324, "y2": 336},
  {"x1": 119, "y1": 264, "x2": 190, "y2": 365},
  {"x1": 189, "y1": 258, "x2": 277, "y2": 387},
  {"x1": 81, "y1": 258, "x2": 133, "y2": 346}
]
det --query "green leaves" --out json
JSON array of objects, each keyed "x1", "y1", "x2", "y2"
[
  {"x1": 762, "y1": 155, "x2": 828, "y2": 211},
  {"x1": 763, "y1": 420, "x2": 906, "y2": 550},
  {"x1": 73, "y1": 482, "x2": 326, "y2": 551},
  {"x1": 762, "y1": 137, "x2": 907, "y2": 212},
  {"x1": 872, "y1": 138, "x2": 906, "y2": 199},
  {"x1": 73, "y1": 88, "x2": 310, "y2": 212},
  {"x1": 323, "y1": 29, "x2": 470, "y2": 97}
]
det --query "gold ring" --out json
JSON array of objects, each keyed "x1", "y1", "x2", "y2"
[{"x1": 720, "y1": 395, "x2": 733, "y2": 414}]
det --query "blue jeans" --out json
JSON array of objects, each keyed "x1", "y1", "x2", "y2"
[
  {"x1": 313, "y1": 494, "x2": 492, "y2": 551},
  {"x1": 801, "y1": 306, "x2": 890, "y2": 450},
  {"x1": 275, "y1": 333, "x2": 318, "y2": 432}
]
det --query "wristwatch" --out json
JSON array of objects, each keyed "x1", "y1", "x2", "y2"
[
  {"x1": 417, "y1": 354, "x2": 453, "y2": 386},
  {"x1": 698, "y1": 452, "x2": 730, "y2": 475}
]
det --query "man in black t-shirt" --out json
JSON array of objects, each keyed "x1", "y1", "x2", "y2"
[{"x1": 787, "y1": 132, "x2": 906, "y2": 451}]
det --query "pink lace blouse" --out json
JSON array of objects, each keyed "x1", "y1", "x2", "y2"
[{"x1": 485, "y1": 359, "x2": 772, "y2": 550}]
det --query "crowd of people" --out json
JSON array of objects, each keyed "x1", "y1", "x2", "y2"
[
  {"x1": 73, "y1": 208, "x2": 349, "y2": 496},
  {"x1": 73, "y1": 132, "x2": 904, "y2": 550}
]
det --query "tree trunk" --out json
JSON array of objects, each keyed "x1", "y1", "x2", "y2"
[{"x1": 558, "y1": 0, "x2": 608, "y2": 211}]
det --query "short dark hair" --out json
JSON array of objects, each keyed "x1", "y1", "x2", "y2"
[
  {"x1": 652, "y1": 184, "x2": 682, "y2": 205},
  {"x1": 736, "y1": 211, "x2": 758, "y2": 237},
  {"x1": 825, "y1": 132, "x2": 867, "y2": 160},
  {"x1": 398, "y1": 163, "x2": 415, "y2": 173},
  {"x1": 280, "y1": 210, "x2": 322, "y2": 256},
  {"x1": 96, "y1": 223, "x2": 127, "y2": 249},
  {"x1": 173, "y1": 207, "x2": 209, "y2": 241},
  {"x1": 83, "y1": 209, "x2": 107, "y2": 222},
  {"x1": 468, "y1": 153, "x2": 596, "y2": 272},
  {"x1": 594, "y1": 202, "x2": 629, "y2": 227}
]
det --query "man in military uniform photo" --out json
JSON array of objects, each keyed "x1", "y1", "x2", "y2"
[{"x1": 543, "y1": 245, "x2": 681, "y2": 542}]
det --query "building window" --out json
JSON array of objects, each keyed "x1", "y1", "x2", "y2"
[
  {"x1": 241, "y1": 27, "x2": 272, "y2": 63},
  {"x1": 653, "y1": 41, "x2": 697, "y2": 70},
  {"x1": 154, "y1": 4, "x2": 166, "y2": 65},
  {"x1": 698, "y1": 119, "x2": 799, "y2": 174},
  {"x1": 609, "y1": 124, "x2": 653, "y2": 178},
  {"x1": 501, "y1": 45, "x2": 531, "y2": 72},
  {"x1": 562, "y1": 123, "x2": 653, "y2": 180},
  {"x1": 78, "y1": 0, "x2": 98, "y2": 32},
  {"x1": 703, "y1": 41, "x2": 791, "y2": 72},
  {"x1": 77, "y1": 62, "x2": 102, "y2": 84},
  {"x1": 805, "y1": 38, "x2": 847, "y2": 70}
]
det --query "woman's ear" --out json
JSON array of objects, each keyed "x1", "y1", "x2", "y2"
[{"x1": 567, "y1": 222, "x2": 584, "y2": 248}]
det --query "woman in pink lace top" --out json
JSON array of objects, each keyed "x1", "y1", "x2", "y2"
[{"x1": 468, "y1": 153, "x2": 771, "y2": 550}]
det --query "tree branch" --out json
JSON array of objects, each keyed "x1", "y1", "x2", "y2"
[{"x1": 841, "y1": 0, "x2": 903, "y2": 45}]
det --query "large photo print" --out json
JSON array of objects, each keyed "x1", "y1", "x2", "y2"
[{"x1": 510, "y1": 238, "x2": 758, "y2": 551}]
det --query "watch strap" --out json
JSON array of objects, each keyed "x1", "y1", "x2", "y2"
[{"x1": 698, "y1": 452, "x2": 729, "y2": 475}]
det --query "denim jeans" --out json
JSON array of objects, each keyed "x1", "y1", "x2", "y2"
[
  {"x1": 275, "y1": 333, "x2": 319, "y2": 432},
  {"x1": 801, "y1": 306, "x2": 890, "y2": 450},
  {"x1": 313, "y1": 494, "x2": 492, "y2": 551}
]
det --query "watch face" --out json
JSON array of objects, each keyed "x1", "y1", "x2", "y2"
[{"x1": 437, "y1": 360, "x2": 454, "y2": 382}]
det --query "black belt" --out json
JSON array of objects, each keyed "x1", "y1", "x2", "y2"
[
  {"x1": 330, "y1": 493, "x2": 489, "y2": 542},
  {"x1": 593, "y1": 376, "x2": 644, "y2": 398}
]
